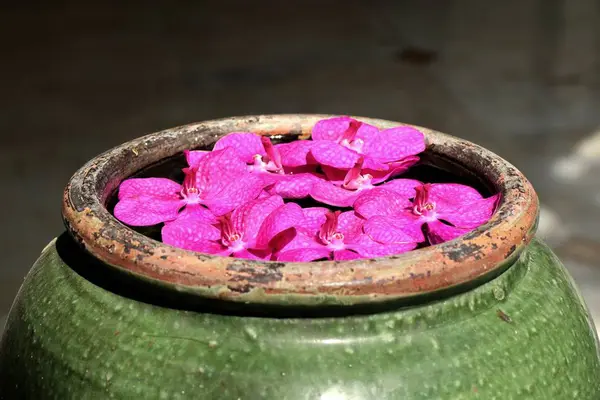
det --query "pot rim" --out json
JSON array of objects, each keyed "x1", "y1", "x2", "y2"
[{"x1": 62, "y1": 114, "x2": 539, "y2": 306}]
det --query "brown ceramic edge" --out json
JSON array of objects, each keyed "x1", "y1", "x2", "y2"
[{"x1": 61, "y1": 114, "x2": 539, "y2": 305}]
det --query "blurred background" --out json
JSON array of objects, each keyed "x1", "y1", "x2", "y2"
[{"x1": 2, "y1": 1, "x2": 600, "y2": 331}]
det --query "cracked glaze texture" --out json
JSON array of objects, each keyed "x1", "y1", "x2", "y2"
[{"x1": 1, "y1": 236, "x2": 599, "y2": 399}]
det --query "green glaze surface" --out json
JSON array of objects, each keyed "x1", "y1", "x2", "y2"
[{"x1": 1, "y1": 236, "x2": 599, "y2": 399}]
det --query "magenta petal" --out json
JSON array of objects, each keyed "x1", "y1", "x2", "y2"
[
  {"x1": 114, "y1": 196, "x2": 184, "y2": 226},
  {"x1": 363, "y1": 126, "x2": 426, "y2": 163},
  {"x1": 203, "y1": 173, "x2": 265, "y2": 216},
  {"x1": 361, "y1": 157, "x2": 390, "y2": 171},
  {"x1": 118, "y1": 178, "x2": 181, "y2": 200},
  {"x1": 437, "y1": 194, "x2": 499, "y2": 229},
  {"x1": 277, "y1": 141, "x2": 315, "y2": 167},
  {"x1": 173, "y1": 204, "x2": 218, "y2": 224},
  {"x1": 428, "y1": 183, "x2": 485, "y2": 210},
  {"x1": 346, "y1": 234, "x2": 417, "y2": 258},
  {"x1": 185, "y1": 150, "x2": 209, "y2": 168},
  {"x1": 196, "y1": 147, "x2": 248, "y2": 194},
  {"x1": 426, "y1": 220, "x2": 470, "y2": 245},
  {"x1": 212, "y1": 132, "x2": 266, "y2": 163},
  {"x1": 354, "y1": 122, "x2": 380, "y2": 142},
  {"x1": 310, "y1": 141, "x2": 360, "y2": 169},
  {"x1": 333, "y1": 249, "x2": 361, "y2": 261},
  {"x1": 233, "y1": 249, "x2": 271, "y2": 261},
  {"x1": 379, "y1": 178, "x2": 422, "y2": 198},
  {"x1": 231, "y1": 195, "x2": 284, "y2": 248},
  {"x1": 161, "y1": 219, "x2": 222, "y2": 251},
  {"x1": 298, "y1": 207, "x2": 329, "y2": 235},
  {"x1": 255, "y1": 203, "x2": 305, "y2": 249},
  {"x1": 354, "y1": 189, "x2": 412, "y2": 219},
  {"x1": 321, "y1": 165, "x2": 347, "y2": 185},
  {"x1": 277, "y1": 247, "x2": 332, "y2": 262},
  {"x1": 311, "y1": 116, "x2": 355, "y2": 141},
  {"x1": 270, "y1": 173, "x2": 321, "y2": 199},
  {"x1": 337, "y1": 212, "x2": 364, "y2": 242},
  {"x1": 369, "y1": 156, "x2": 420, "y2": 184},
  {"x1": 271, "y1": 230, "x2": 315, "y2": 254},
  {"x1": 364, "y1": 215, "x2": 425, "y2": 244},
  {"x1": 310, "y1": 179, "x2": 361, "y2": 207}
]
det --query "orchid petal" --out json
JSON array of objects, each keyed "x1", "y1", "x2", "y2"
[
  {"x1": 172, "y1": 204, "x2": 218, "y2": 224},
  {"x1": 114, "y1": 196, "x2": 184, "y2": 226},
  {"x1": 270, "y1": 173, "x2": 322, "y2": 199},
  {"x1": 426, "y1": 220, "x2": 471, "y2": 245},
  {"x1": 369, "y1": 156, "x2": 420, "y2": 184},
  {"x1": 437, "y1": 194, "x2": 499, "y2": 229},
  {"x1": 361, "y1": 157, "x2": 390, "y2": 171},
  {"x1": 333, "y1": 249, "x2": 361, "y2": 261},
  {"x1": 321, "y1": 165, "x2": 347, "y2": 185},
  {"x1": 428, "y1": 183, "x2": 486, "y2": 210},
  {"x1": 310, "y1": 179, "x2": 361, "y2": 207},
  {"x1": 185, "y1": 150, "x2": 209, "y2": 168},
  {"x1": 346, "y1": 234, "x2": 417, "y2": 257},
  {"x1": 298, "y1": 207, "x2": 329, "y2": 235},
  {"x1": 196, "y1": 147, "x2": 248, "y2": 195},
  {"x1": 354, "y1": 188, "x2": 412, "y2": 219},
  {"x1": 310, "y1": 141, "x2": 360, "y2": 169},
  {"x1": 337, "y1": 212, "x2": 365, "y2": 242},
  {"x1": 233, "y1": 249, "x2": 271, "y2": 261},
  {"x1": 363, "y1": 126, "x2": 426, "y2": 163},
  {"x1": 379, "y1": 178, "x2": 423, "y2": 197},
  {"x1": 231, "y1": 195, "x2": 284, "y2": 247},
  {"x1": 363, "y1": 215, "x2": 425, "y2": 244},
  {"x1": 255, "y1": 203, "x2": 305, "y2": 249},
  {"x1": 213, "y1": 132, "x2": 266, "y2": 163},
  {"x1": 277, "y1": 141, "x2": 315, "y2": 167},
  {"x1": 161, "y1": 219, "x2": 222, "y2": 251},
  {"x1": 311, "y1": 116, "x2": 357, "y2": 141},
  {"x1": 117, "y1": 178, "x2": 181, "y2": 200},
  {"x1": 354, "y1": 122, "x2": 380, "y2": 142},
  {"x1": 203, "y1": 174, "x2": 265, "y2": 216},
  {"x1": 277, "y1": 247, "x2": 332, "y2": 262}
]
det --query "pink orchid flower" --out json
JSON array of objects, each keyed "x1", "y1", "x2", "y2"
[
  {"x1": 354, "y1": 183, "x2": 500, "y2": 245},
  {"x1": 113, "y1": 147, "x2": 264, "y2": 226},
  {"x1": 213, "y1": 132, "x2": 322, "y2": 199},
  {"x1": 309, "y1": 157, "x2": 423, "y2": 207},
  {"x1": 276, "y1": 209, "x2": 417, "y2": 262},
  {"x1": 162, "y1": 195, "x2": 304, "y2": 260},
  {"x1": 277, "y1": 117, "x2": 426, "y2": 171}
]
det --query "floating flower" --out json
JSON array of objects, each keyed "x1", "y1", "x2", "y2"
[
  {"x1": 276, "y1": 210, "x2": 417, "y2": 262},
  {"x1": 162, "y1": 195, "x2": 304, "y2": 259},
  {"x1": 277, "y1": 116, "x2": 426, "y2": 171},
  {"x1": 309, "y1": 157, "x2": 422, "y2": 207},
  {"x1": 355, "y1": 183, "x2": 500, "y2": 245},
  {"x1": 113, "y1": 147, "x2": 264, "y2": 226},
  {"x1": 214, "y1": 132, "x2": 323, "y2": 199}
]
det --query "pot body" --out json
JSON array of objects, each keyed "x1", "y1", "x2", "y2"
[{"x1": 1, "y1": 235, "x2": 599, "y2": 399}]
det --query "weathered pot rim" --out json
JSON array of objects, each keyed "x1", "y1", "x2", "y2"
[{"x1": 62, "y1": 114, "x2": 539, "y2": 306}]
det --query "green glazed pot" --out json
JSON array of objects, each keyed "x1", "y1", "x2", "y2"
[{"x1": 1, "y1": 115, "x2": 599, "y2": 399}]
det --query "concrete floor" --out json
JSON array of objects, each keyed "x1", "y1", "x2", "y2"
[{"x1": 2, "y1": 1, "x2": 600, "y2": 331}]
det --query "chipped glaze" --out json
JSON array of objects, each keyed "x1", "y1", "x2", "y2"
[{"x1": 61, "y1": 115, "x2": 538, "y2": 305}]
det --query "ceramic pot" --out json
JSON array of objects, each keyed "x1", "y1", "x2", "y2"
[{"x1": 1, "y1": 115, "x2": 599, "y2": 399}]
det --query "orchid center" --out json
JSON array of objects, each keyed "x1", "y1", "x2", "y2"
[
  {"x1": 219, "y1": 214, "x2": 246, "y2": 252},
  {"x1": 342, "y1": 157, "x2": 373, "y2": 191},
  {"x1": 338, "y1": 120, "x2": 365, "y2": 153},
  {"x1": 318, "y1": 211, "x2": 346, "y2": 251},
  {"x1": 412, "y1": 184, "x2": 437, "y2": 220},
  {"x1": 248, "y1": 136, "x2": 284, "y2": 175},
  {"x1": 180, "y1": 167, "x2": 202, "y2": 204}
]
